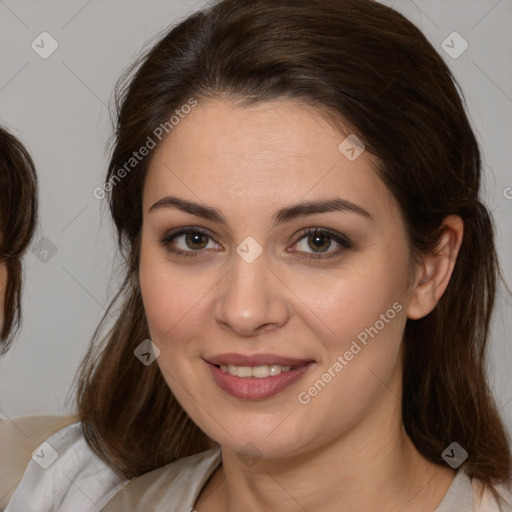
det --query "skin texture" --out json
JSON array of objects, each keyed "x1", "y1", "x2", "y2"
[{"x1": 139, "y1": 99, "x2": 463, "y2": 512}]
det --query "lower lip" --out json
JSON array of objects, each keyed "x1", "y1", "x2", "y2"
[{"x1": 207, "y1": 362, "x2": 314, "y2": 400}]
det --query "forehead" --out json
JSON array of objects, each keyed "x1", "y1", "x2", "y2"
[{"x1": 143, "y1": 98, "x2": 396, "y2": 219}]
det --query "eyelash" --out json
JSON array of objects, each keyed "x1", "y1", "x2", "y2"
[{"x1": 159, "y1": 227, "x2": 352, "y2": 259}]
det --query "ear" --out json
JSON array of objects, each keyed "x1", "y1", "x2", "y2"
[{"x1": 407, "y1": 215, "x2": 464, "y2": 320}]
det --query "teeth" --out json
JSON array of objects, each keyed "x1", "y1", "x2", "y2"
[{"x1": 219, "y1": 364, "x2": 292, "y2": 378}]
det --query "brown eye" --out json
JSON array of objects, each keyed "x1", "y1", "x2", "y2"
[
  {"x1": 160, "y1": 228, "x2": 221, "y2": 256},
  {"x1": 184, "y1": 232, "x2": 209, "y2": 250},
  {"x1": 290, "y1": 228, "x2": 351, "y2": 258},
  {"x1": 307, "y1": 233, "x2": 332, "y2": 252}
]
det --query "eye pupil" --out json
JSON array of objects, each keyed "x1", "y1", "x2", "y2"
[
  {"x1": 185, "y1": 232, "x2": 208, "y2": 250},
  {"x1": 308, "y1": 233, "x2": 331, "y2": 252}
]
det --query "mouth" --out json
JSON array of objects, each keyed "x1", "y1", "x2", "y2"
[
  {"x1": 218, "y1": 363, "x2": 295, "y2": 378},
  {"x1": 205, "y1": 353, "x2": 315, "y2": 400}
]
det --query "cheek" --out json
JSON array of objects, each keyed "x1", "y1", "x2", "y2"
[
  {"x1": 289, "y1": 247, "x2": 409, "y2": 412},
  {"x1": 138, "y1": 249, "x2": 206, "y2": 403},
  {"x1": 289, "y1": 247, "x2": 409, "y2": 350},
  {"x1": 138, "y1": 240, "x2": 215, "y2": 354}
]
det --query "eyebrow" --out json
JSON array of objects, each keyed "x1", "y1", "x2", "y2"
[{"x1": 149, "y1": 196, "x2": 372, "y2": 225}]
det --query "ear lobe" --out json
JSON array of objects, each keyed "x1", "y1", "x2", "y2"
[{"x1": 407, "y1": 215, "x2": 464, "y2": 320}]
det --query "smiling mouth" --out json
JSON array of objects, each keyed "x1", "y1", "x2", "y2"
[
  {"x1": 216, "y1": 363, "x2": 300, "y2": 378},
  {"x1": 206, "y1": 358, "x2": 315, "y2": 400}
]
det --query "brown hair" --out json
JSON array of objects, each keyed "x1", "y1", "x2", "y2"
[
  {"x1": 0, "y1": 128, "x2": 38, "y2": 351},
  {"x1": 76, "y1": 0, "x2": 511, "y2": 502}
]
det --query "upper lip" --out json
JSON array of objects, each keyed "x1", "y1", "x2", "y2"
[{"x1": 205, "y1": 353, "x2": 314, "y2": 367}]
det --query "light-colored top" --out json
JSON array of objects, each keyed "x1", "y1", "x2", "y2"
[
  {"x1": 0, "y1": 415, "x2": 77, "y2": 509},
  {"x1": 5, "y1": 423, "x2": 126, "y2": 512},
  {"x1": 5, "y1": 423, "x2": 512, "y2": 511}
]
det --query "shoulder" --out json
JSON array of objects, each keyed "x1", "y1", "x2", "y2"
[
  {"x1": 4, "y1": 420, "x2": 127, "y2": 512},
  {"x1": 0, "y1": 415, "x2": 77, "y2": 509},
  {"x1": 473, "y1": 478, "x2": 512, "y2": 512},
  {"x1": 102, "y1": 448, "x2": 221, "y2": 511}
]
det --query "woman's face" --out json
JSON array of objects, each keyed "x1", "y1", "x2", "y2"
[{"x1": 139, "y1": 99, "x2": 417, "y2": 459}]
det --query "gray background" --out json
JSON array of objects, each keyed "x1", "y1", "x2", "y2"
[{"x1": 0, "y1": 0, "x2": 511, "y2": 441}]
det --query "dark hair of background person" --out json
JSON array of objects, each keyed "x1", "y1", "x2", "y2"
[
  {"x1": 75, "y1": 0, "x2": 511, "y2": 504},
  {"x1": 0, "y1": 128, "x2": 38, "y2": 351}
]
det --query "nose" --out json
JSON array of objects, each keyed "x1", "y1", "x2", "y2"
[{"x1": 213, "y1": 255, "x2": 290, "y2": 337}]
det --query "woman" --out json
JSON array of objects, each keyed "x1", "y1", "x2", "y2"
[
  {"x1": 0, "y1": 127, "x2": 55, "y2": 509},
  {"x1": 6, "y1": 0, "x2": 511, "y2": 510},
  {"x1": 0, "y1": 127, "x2": 38, "y2": 351}
]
